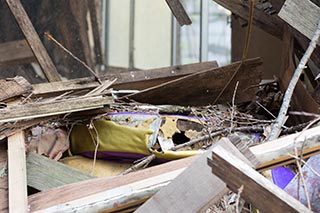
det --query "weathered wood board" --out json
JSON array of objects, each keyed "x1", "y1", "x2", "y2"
[
  {"x1": 0, "y1": 76, "x2": 32, "y2": 102},
  {"x1": 126, "y1": 58, "x2": 262, "y2": 106}
]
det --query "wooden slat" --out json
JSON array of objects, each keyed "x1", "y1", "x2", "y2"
[
  {"x1": 0, "y1": 40, "x2": 35, "y2": 67},
  {"x1": 32, "y1": 61, "x2": 218, "y2": 96},
  {"x1": 279, "y1": 0, "x2": 320, "y2": 45},
  {"x1": 0, "y1": 141, "x2": 8, "y2": 213},
  {"x1": 165, "y1": 0, "x2": 192, "y2": 26},
  {"x1": 8, "y1": 131, "x2": 27, "y2": 213},
  {"x1": 136, "y1": 138, "x2": 254, "y2": 213},
  {"x1": 209, "y1": 145, "x2": 312, "y2": 213},
  {"x1": 0, "y1": 76, "x2": 32, "y2": 102},
  {"x1": 26, "y1": 152, "x2": 94, "y2": 191},
  {"x1": 0, "y1": 96, "x2": 113, "y2": 123},
  {"x1": 251, "y1": 125, "x2": 320, "y2": 171},
  {"x1": 126, "y1": 58, "x2": 262, "y2": 106},
  {"x1": 28, "y1": 156, "x2": 196, "y2": 211},
  {"x1": 5, "y1": 0, "x2": 61, "y2": 82}
]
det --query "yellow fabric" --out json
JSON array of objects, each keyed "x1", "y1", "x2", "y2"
[{"x1": 70, "y1": 119, "x2": 200, "y2": 160}]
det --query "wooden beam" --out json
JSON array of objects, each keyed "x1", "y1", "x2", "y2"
[
  {"x1": 0, "y1": 76, "x2": 32, "y2": 102},
  {"x1": 126, "y1": 58, "x2": 262, "y2": 106},
  {"x1": 32, "y1": 61, "x2": 218, "y2": 96},
  {"x1": 5, "y1": 0, "x2": 61, "y2": 82},
  {"x1": 165, "y1": 0, "x2": 192, "y2": 26},
  {"x1": 8, "y1": 131, "x2": 27, "y2": 213},
  {"x1": 136, "y1": 137, "x2": 255, "y2": 213},
  {"x1": 279, "y1": 0, "x2": 320, "y2": 45},
  {"x1": 0, "y1": 39, "x2": 35, "y2": 67},
  {"x1": 209, "y1": 145, "x2": 312, "y2": 213},
  {"x1": 26, "y1": 152, "x2": 94, "y2": 191},
  {"x1": 28, "y1": 156, "x2": 196, "y2": 212},
  {"x1": 0, "y1": 95, "x2": 113, "y2": 123},
  {"x1": 0, "y1": 141, "x2": 8, "y2": 213},
  {"x1": 251, "y1": 125, "x2": 320, "y2": 171}
]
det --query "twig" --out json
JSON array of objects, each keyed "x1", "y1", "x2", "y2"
[
  {"x1": 268, "y1": 19, "x2": 320, "y2": 140},
  {"x1": 44, "y1": 32, "x2": 102, "y2": 84},
  {"x1": 235, "y1": 185, "x2": 244, "y2": 213},
  {"x1": 230, "y1": 81, "x2": 239, "y2": 132}
]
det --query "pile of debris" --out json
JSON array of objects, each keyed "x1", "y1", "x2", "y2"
[{"x1": 0, "y1": 0, "x2": 320, "y2": 213}]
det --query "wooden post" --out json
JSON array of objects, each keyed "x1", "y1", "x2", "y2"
[
  {"x1": 5, "y1": 0, "x2": 61, "y2": 82},
  {"x1": 8, "y1": 131, "x2": 28, "y2": 213}
]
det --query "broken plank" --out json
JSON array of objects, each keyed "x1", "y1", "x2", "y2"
[
  {"x1": 31, "y1": 61, "x2": 218, "y2": 96},
  {"x1": 165, "y1": 0, "x2": 192, "y2": 26},
  {"x1": 5, "y1": 0, "x2": 61, "y2": 82},
  {"x1": 126, "y1": 58, "x2": 262, "y2": 106},
  {"x1": 209, "y1": 145, "x2": 312, "y2": 213},
  {"x1": 28, "y1": 156, "x2": 196, "y2": 212},
  {"x1": 0, "y1": 141, "x2": 8, "y2": 213},
  {"x1": 26, "y1": 152, "x2": 94, "y2": 191},
  {"x1": 136, "y1": 137, "x2": 254, "y2": 213},
  {"x1": 250, "y1": 125, "x2": 320, "y2": 171},
  {"x1": 8, "y1": 131, "x2": 27, "y2": 213},
  {"x1": 279, "y1": 0, "x2": 320, "y2": 45},
  {"x1": 0, "y1": 96, "x2": 113, "y2": 123},
  {"x1": 0, "y1": 40, "x2": 35, "y2": 67},
  {"x1": 0, "y1": 76, "x2": 32, "y2": 102}
]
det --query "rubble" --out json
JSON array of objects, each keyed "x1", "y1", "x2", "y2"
[{"x1": 0, "y1": 0, "x2": 319, "y2": 213}]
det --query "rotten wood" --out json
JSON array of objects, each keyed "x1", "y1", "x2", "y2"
[
  {"x1": 0, "y1": 39, "x2": 35, "y2": 67},
  {"x1": 5, "y1": 0, "x2": 61, "y2": 82},
  {"x1": 32, "y1": 61, "x2": 218, "y2": 96},
  {"x1": 8, "y1": 131, "x2": 27, "y2": 213},
  {"x1": 26, "y1": 152, "x2": 94, "y2": 191},
  {"x1": 208, "y1": 145, "x2": 312, "y2": 213},
  {"x1": 0, "y1": 141, "x2": 8, "y2": 213},
  {"x1": 28, "y1": 156, "x2": 196, "y2": 212},
  {"x1": 279, "y1": 0, "x2": 320, "y2": 45},
  {"x1": 126, "y1": 58, "x2": 262, "y2": 106},
  {"x1": 0, "y1": 76, "x2": 32, "y2": 102},
  {"x1": 165, "y1": 0, "x2": 192, "y2": 26},
  {"x1": 0, "y1": 96, "x2": 113, "y2": 123}
]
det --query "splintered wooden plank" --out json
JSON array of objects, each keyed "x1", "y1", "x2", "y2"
[
  {"x1": 0, "y1": 40, "x2": 35, "y2": 67},
  {"x1": 5, "y1": 0, "x2": 61, "y2": 82},
  {"x1": 28, "y1": 156, "x2": 196, "y2": 212},
  {"x1": 251, "y1": 125, "x2": 320, "y2": 171},
  {"x1": 136, "y1": 137, "x2": 253, "y2": 213},
  {"x1": 209, "y1": 145, "x2": 312, "y2": 213},
  {"x1": 126, "y1": 58, "x2": 262, "y2": 106},
  {"x1": 0, "y1": 141, "x2": 8, "y2": 213},
  {"x1": 279, "y1": 0, "x2": 320, "y2": 45},
  {"x1": 165, "y1": 0, "x2": 192, "y2": 26},
  {"x1": 32, "y1": 61, "x2": 218, "y2": 96},
  {"x1": 0, "y1": 96, "x2": 113, "y2": 123},
  {"x1": 26, "y1": 152, "x2": 94, "y2": 191},
  {"x1": 8, "y1": 131, "x2": 27, "y2": 213},
  {"x1": 0, "y1": 76, "x2": 32, "y2": 102}
]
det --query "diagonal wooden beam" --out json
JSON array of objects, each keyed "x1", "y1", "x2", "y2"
[
  {"x1": 5, "y1": 0, "x2": 61, "y2": 82},
  {"x1": 165, "y1": 0, "x2": 192, "y2": 26}
]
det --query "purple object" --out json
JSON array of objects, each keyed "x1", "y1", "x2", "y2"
[{"x1": 272, "y1": 166, "x2": 295, "y2": 189}]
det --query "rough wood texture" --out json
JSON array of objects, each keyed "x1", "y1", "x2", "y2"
[
  {"x1": 28, "y1": 156, "x2": 196, "y2": 212},
  {"x1": 8, "y1": 131, "x2": 27, "y2": 213},
  {"x1": 279, "y1": 0, "x2": 320, "y2": 45},
  {"x1": 88, "y1": 0, "x2": 102, "y2": 65},
  {"x1": 126, "y1": 58, "x2": 262, "y2": 106},
  {"x1": 0, "y1": 96, "x2": 113, "y2": 123},
  {"x1": 165, "y1": 0, "x2": 192, "y2": 26},
  {"x1": 0, "y1": 76, "x2": 32, "y2": 102},
  {"x1": 5, "y1": 0, "x2": 61, "y2": 82},
  {"x1": 0, "y1": 141, "x2": 8, "y2": 213},
  {"x1": 251, "y1": 126, "x2": 320, "y2": 171},
  {"x1": 26, "y1": 152, "x2": 94, "y2": 191},
  {"x1": 0, "y1": 39, "x2": 35, "y2": 67},
  {"x1": 32, "y1": 61, "x2": 218, "y2": 96},
  {"x1": 209, "y1": 145, "x2": 312, "y2": 213},
  {"x1": 136, "y1": 138, "x2": 253, "y2": 213}
]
